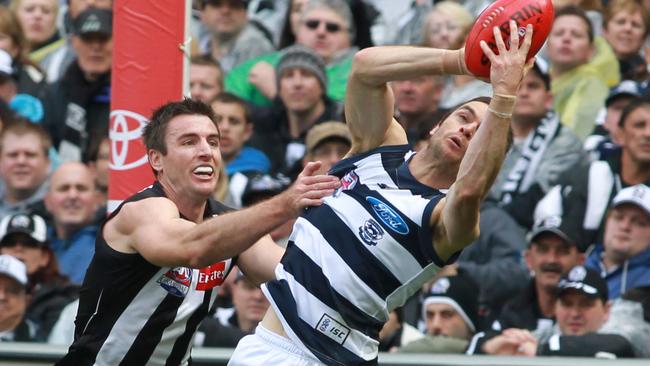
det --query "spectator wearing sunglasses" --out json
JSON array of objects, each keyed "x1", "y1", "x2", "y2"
[
  {"x1": 0, "y1": 213, "x2": 78, "y2": 341},
  {"x1": 225, "y1": 0, "x2": 357, "y2": 107},
  {"x1": 197, "y1": 0, "x2": 275, "y2": 73}
]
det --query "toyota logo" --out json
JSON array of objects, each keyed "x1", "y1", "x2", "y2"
[{"x1": 109, "y1": 109, "x2": 149, "y2": 171}]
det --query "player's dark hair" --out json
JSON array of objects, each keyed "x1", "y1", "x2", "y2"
[{"x1": 143, "y1": 98, "x2": 219, "y2": 155}]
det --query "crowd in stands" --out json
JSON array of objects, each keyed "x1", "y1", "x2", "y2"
[{"x1": 0, "y1": 0, "x2": 648, "y2": 360}]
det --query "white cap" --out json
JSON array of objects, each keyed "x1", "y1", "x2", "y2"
[
  {"x1": 612, "y1": 184, "x2": 650, "y2": 217},
  {"x1": 0, "y1": 213, "x2": 47, "y2": 244},
  {"x1": 0, "y1": 254, "x2": 28, "y2": 286},
  {"x1": 0, "y1": 49, "x2": 13, "y2": 76}
]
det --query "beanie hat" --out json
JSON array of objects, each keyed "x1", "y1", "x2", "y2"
[
  {"x1": 276, "y1": 45, "x2": 327, "y2": 92},
  {"x1": 422, "y1": 273, "x2": 479, "y2": 332}
]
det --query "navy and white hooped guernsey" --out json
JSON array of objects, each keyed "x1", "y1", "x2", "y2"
[{"x1": 263, "y1": 144, "x2": 458, "y2": 366}]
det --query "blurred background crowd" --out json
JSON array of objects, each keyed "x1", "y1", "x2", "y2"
[{"x1": 0, "y1": 0, "x2": 648, "y2": 360}]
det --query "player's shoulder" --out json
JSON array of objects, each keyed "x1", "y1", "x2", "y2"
[{"x1": 114, "y1": 197, "x2": 179, "y2": 227}]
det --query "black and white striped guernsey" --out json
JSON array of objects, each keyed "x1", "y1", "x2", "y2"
[
  {"x1": 56, "y1": 181, "x2": 235, "y2": 366},
  {"x1": 263, "y1": 145, "x2": 457, "y2": 366}
]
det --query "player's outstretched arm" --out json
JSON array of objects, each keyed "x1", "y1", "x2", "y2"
[
  {"x1": 346, "y1": 46, "x2": 468, "y2": 155},
  {"x1": 435, "y1": 22, "x2": 535, "y2": 260},
  {"x1": 106, "y1": 162, "x2": 339, "y2": 268}
]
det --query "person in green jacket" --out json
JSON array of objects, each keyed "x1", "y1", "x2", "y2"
[{"x1": 225, "y1": 0, "x2": 357, "y2": 107}]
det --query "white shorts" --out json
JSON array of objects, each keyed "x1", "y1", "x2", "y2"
[{"x1": 228, "y1": 325, "x2": 324, "y2": 366}]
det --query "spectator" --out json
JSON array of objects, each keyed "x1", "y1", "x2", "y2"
[
  {"x1": 547, "y1": 6, "x2": 619, "y2": 140},
  {"x1": 43, "y1": 162, "x2": 98, "y2": 284},
  {"x1": 599, "y1": 290, "x2": 650, "y2": 357},
  {"x1": 516, "y1": 97, "x2": 650, "y2": 248},
  {"x1": 454, "y1": 200, "x2": 530, "y2": 322},
  {"x1": 210, "y1": 92, "x2": 270, "y2": 207},
  {"x1": 0, "y1": 5, "x2": 46, "y2": 99},
  {"x1": 0, "y1": 48, "x2": 43, "y2": 123},
  {"x1": 198, "y1": 0, "x2": 274, "y2": 72},
  {"x1": 492, "y1": 216, "x2": 584, "y2": 333},
  {"x1": 602, "y1": 0, "x2": 650, "y2": 81},
  {"x1": 391, "y1": 75, "x2": 445, "y2": 144},
  {"x1": 491, "y1": 60, "x2": 584, "y2": 206},
  {"x1": 189, "y1": 55, "x2": 223, "y2": 104},
  {"x1": 388, "y1": 0, "x2": 432, "y2": 46},
  {"x1": 200, "y1": 271, "x2": 270, "y2": 347},
  {"x1": 250, "y1": 45, "x2": 342, "y2": 175},
  {"x1": 378, "y1": 307, "x2": 423, "y2": 353},
  {"x1": 225, "y1": 0, "x2": 357, "y2": 106},
  {"x1": 0, "y1": 120, "x2": 51, "y2": 219},
  {"x1": 0, "y1": 254, "x2": 36, "y2": 342},
  {"x1": 41, "y1": 7, "x2": 112, "y2": 162},
  {"x1": 398, "y1": 273, "x2": 479, "y2": 354},
  {"x1": 277, "y1": 0, "x2": 306, "y2": 49},
  {"x1": 480, "y1": 266, "x2": 635, "y2": 358},
  {"x1": 302, "y1": 120, "x2": 350, "y2": 175},
  {"x1": 10, "y1": 0, "x2": 60, "y2": 59},
  {"x1": 0, "y1": 213, "x2": 78, "y2": 341},
  {"x1": 38, "y1": 0, "x2": 113, "y2": 83},
  {"x1": 240, "y1": 173, "x2": 292, "y2": 246},
  {"x1": 584, "y1": 80, "x2": 642, "y2": 159},
  {"x1": 585, "y1": 184, "x2": 650, "y2": 299},
  {"x1": 424, "y1": 2, "x2": 490, "y2": 109}
]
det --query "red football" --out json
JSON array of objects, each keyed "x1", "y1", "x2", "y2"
[{"x1": 464, "y1": 0, "x2": 554, "y2": 78}]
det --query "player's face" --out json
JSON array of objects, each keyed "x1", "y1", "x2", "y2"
[
  {"x1": 513, "y1": 72, "x2": 552, "y2": 119},
  {"x1": 295, "y1": 8, "x2": 350, "y2": 63},
  {"x1": 425, "y1": 303, "x2": 472, "y2": 340},
  {"x1": 547, "y1": 15, "x2": 593, "y2": 72},
  {"x1": 526, "y1": 233, "x2": 582, "y2": 292},
  {"x1": 190, "y1": 64, "x2": 222, "y2": 104},
  {"x1": 604, "y1": 10, "x2": 646, "y2": 59},
  {"x1": 603, "y1": 204, "x2": 650, "y2": 263},
  {"x1": 231, "y1": 278, "x2": 269, "y2": 328},
  {"x1": 620, "y1": 105, "x2": 650, "y2": 164},
  {"x1": 428, "y1": 101, "x2": 487, "y2": 163},
  {"x1": 555, "y1": 291, "x2": 609, "y2": 336},
  {"x1": 155, "y1": 115, "x2": 222, "y2": 199},
  {"x1": 211, "y1": 101, "x2": 251, "y2": 162}
]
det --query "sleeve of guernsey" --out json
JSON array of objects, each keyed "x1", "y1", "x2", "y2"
[{"x1": 418, "y1": 195, "x2": 462, "y2": 267}]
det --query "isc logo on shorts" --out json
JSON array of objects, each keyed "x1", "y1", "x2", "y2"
[{"x1": 315, "y1": 314, "x2": 351, "y2": 345}]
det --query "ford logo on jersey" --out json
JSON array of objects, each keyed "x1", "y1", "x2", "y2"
[{"x1": 366, "y1": 196, "x2": 409, "y2": 235}]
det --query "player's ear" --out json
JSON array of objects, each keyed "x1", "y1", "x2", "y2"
[{"x1": 148, "y1": 149, "x2": 163, "y2": 174}]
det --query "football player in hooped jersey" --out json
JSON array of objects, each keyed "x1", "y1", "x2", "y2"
[
  {"x1": 228, "y1": 21, "x2": 536, "y2": 366},
  {"x1": 55, "y1": 99, "x2": 340, "y2": 366}
]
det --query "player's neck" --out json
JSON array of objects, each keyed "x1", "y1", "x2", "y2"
[
  {"x1": 158, "y1": 179, "x2": 208, "y2": 223},
  {"x1": 409, "y1": 150, "x2": 455, "y2": 189}
]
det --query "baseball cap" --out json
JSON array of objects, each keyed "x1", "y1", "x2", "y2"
[
  {"x1": 0, "y1": 213, "x2": 48, "y2": 245},
  {"x1": 73, "y1": 8, "x2": 112, "y2": 37},
  {"x1": 611, "y1": 184, "x2": 650, "y2": 217},
  {"x1": 305, "y1": 121, "x2": 351, "y2": 153},
  {"x1": 241, "y1": 173, "x2": 291, "y2": 207},
  {"x1": 422, "y1": 273, "x2": 479, "y2": 332},
  {"x1": 0, "y1": 254, "x2": 28, "y2": 286},
  {"x1": 528, "y1": 215, "x2": 576, "y2": 247},
  {"x1": 0, "y1": 49, "x2": 13, "y2": 76},
  {"x1": 605, "y1": 80, "x2": 642, "y2": 107},
  {"x1": 557, "y1": 265, "x2": 608, "y2": 302}
]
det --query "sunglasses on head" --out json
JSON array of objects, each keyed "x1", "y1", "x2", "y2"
[{"x1": 304, "y1": 19, "x2": 343, "y2": 33}]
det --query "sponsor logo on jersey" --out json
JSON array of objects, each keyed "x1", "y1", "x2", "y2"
[
  {"x1": 316, "y1": 314, "x2": 350, "y2": 345},
  {"x1": 196, "y1": 261, "x2": 227, "y2": 291},
  {"x1": 334, "y1": 171, "x2": 359, "y2": 197},
  {"x1": 358, "y1": 219, "x2": 384, "y2": 246},
  {"x1": 366, "y1": 196, "x2": 409, "y2": 234},
  {"x1": 158, "y1": 267, "x2": 192, "y2": 297}
]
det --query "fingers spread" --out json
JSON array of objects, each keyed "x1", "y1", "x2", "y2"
[
  {"x1": 480, "y1": 40, "x2": 496, "y2": 62},
  {"x1": 509, "y1": 20, "x2": 519, "y2": 51},
  {"x1": 493, "y1": 26, "x2": 506, "y2": 54}
]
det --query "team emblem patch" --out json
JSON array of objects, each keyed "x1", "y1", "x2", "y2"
[
  {"x1": 158, "y1": 267, "x2": 192, "y2": 297},
  {"x1": 358, "y1": 219, "x2": 384, "y2": 246},
  {"x1": 568, "y1": 266, "x2": 587, "y2": 281},
  {"x1": 333, "y1": 171, "x2": 359, "y2": 197},
  {"x1": 316, "y1": 314, "x2": 350, "y2": 345},
  {"x1": 431, "y1": 277, "x2": 451, "y2": 294},
  {"x1": 366, "y1": 196, "x2": 409, "y2": 234}
]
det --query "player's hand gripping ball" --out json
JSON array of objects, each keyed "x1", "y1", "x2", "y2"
[{"x1": 464, "y1": 0, "x2": 554, "y2": 78}]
